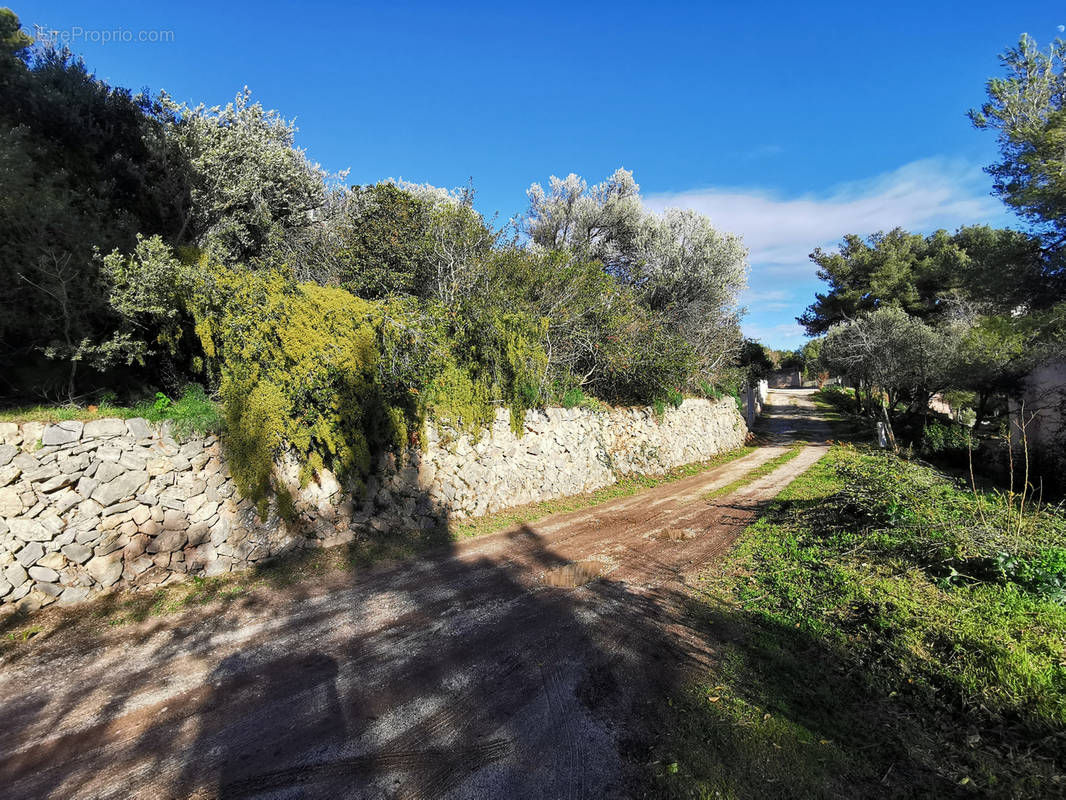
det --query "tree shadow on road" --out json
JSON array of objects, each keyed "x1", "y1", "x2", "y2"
[{"x1": 0, "y1": 481, "x2": 732, "y2": 800}]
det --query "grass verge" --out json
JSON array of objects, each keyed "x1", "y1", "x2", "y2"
[
  {"x1": 0, "y1": 384, "x2": 222, "y2": 436},
  {"x1": 703, "y1": 445, "x2": 803, "y2": 501},
  {"x1": 645, "y1": 444, "x2": 1066, "y2": 799}
]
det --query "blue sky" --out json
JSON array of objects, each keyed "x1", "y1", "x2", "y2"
[{"x1": 17, "y1": 1, "x2": 1064, "y2": 348}]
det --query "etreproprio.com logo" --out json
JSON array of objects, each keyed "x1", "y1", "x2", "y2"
[{"x1": 33, "y1": 24, "x2": 175, "y2": 45}]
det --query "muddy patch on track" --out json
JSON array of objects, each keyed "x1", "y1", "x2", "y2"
[
  {"x1": 541, "y1": 560, "x2": 607, "y2": 588},
  {"x1": 657, "y1": 527, "x2": 700, "y2": 542}
]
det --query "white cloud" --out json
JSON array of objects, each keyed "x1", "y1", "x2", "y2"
[
  {"x1": 739, "y1": 288, "x2": 793, "y2": 311},
  {"x1": 645, "y1": 157, "x2": 1008, "y2": 271},
  {"x1": 645, "y1": 157, "x2": 1013, "y2": 349},
  {"x1": 743, "y1": 321, "x2": 808, "y2": 344}
]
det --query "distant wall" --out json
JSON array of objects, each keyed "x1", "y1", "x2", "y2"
[
  {"x1": 0, "y1": 398, "x2": 746, "y2": 612},
  {"x1": 768, "y1": 370, "x2": 802, "y2": 389}
]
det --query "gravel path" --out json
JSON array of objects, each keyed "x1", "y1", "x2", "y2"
[{"x1": 0, "y1": 390, "x2": 830, "y2": 799}]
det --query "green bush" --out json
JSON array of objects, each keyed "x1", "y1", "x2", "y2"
[
  {"x1": 190, "y1": 266, "x2": 400, "y2": 501},
  {"x1": 561, "y1": 386, "x2": 586, "y2": 408},
  {"x1": 184, "y1": 261, "x2": 554, "y2": 501},
  {"x1": 698, "y1": 380, "x2": 721, "y2": 400},
  {"x1": 137, "y1": 384, "x2": 222, "y2": 437},
  {"x1": 920, "y1": 420, "x2": 972, "y2": 456},
  {"x1": 994, "y1": 548, "x2": 1066, "y2": 604},
  {"x1": 815, "y1": 384, "x2": 855, "y2": 412}
]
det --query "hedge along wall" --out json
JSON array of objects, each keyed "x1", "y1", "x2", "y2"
[{"x1": 0, "y1": 397, "x2": 746, "y2": 612}]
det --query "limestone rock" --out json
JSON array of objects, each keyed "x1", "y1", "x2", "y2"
[
  {"x1": 0, "y1": 422, "x2": 20, "y2": 446},
  {"x1": 28, "y1": 565, "x2": 59, "y2": 583},
  {"x1": 123, "y1": 533, "x2": 148, "y2": 560},
  {"x1": 37, "y1": 551, "x2": 66, "y2": 570},
  {"x1": 96, "y1": 446, "x2": 122, "y2": 463},
  {"x1": 37, "y1": 473, "x2": 76, "y2": 493},
  {"x1": 186, "y1": 521, "x2": 211, "y2": 547},
  {"x1": 147, "y1": 529, "x2": 187, "y2": 554},
  {"x1": 36, "y1": 580, "x2": 63, "y2": 597},
  {"x1": 86, "y1": 553, "x2": 123, "y2": 587},
  {"x1": 146, "y1": 457, "x2": 173, "y2": 477},
  {"x1": 5, "y1": 562, "x2": 28, "y2": 588},
  {"x1": 162, "y1": 509, "x2": 189, "y2": 531},
  {"x1": 139, "y1": 519, "x2": 162, "y2": 536},
  {"x1": 62, "y1": 542, "x2": 93, "y2": 564},
  {"x1": 131, "y1": 504, "x2": 151, "y2": 525},
  {"x1": 91, "y1": 470, "x2": 149, "y2": 507},
  {"x1": 94, "y1": 531, "x2": 129, "y2": 557},
  {"x1": 92, "y1": 460, "x2": 124, "y2": 484},
  {"x1": 0, "y1": 464, "x2": 21, "y2": 488},
  {"x1": 42, "y1": 420, "x2": 83, "y2": 446},
  {"x1": 51, "y1": 490, "x2": 79, "y2": 515},
  {"x1": 129, "y1": 555, "x2": 153, "y2": 575},
  {"x1": 9, "y1": 518, "x2": 52, "y2": 542},
  {"x1": 15, "y1": 541, "x2": 44, "y2": 566},
  {"x1": 204, "y1": 558, "x2": 230, "y2": 577},
  {"x1": 0, "y1": 486, "x2": 24, "y2": 516},
  {"x1": 125, "y1": 418, "x2": 154, "y2": 440},
  {"x1": 83, "y1": 418, "x2": 126, "y2": 438},
  {"x1": 59, "y1": 586, "x2": 90, "y2": 605}
]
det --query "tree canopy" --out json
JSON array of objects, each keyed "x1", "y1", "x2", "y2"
[{"x1": 970, "y1": 35, "x2": 1066, "y2": 248}]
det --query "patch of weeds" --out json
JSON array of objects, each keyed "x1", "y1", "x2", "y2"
[
  {"x1": 4, "y1": 625, "x2": 42, "y2": 643},
  {"x1": 0, "y1": 383, "x2": 222, "y2": 437},
  {"x1": 810, "y1": 388, "x2": 869, "y2": 440},
  {"x1": 561, "y1": 387, "x2": 586, "y2": 408},
  {"x1": 135, "y1": 383, "x2": 223, "y2": 437}
]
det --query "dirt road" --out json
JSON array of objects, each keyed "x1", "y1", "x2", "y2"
[{"x1": 0, "y1": 390, "x2": 831, "y2": 799}]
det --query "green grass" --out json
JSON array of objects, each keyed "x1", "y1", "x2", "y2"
[
  {"x1": 647, "y1": 445, "x2": 1066, "y2": 799},
  {"x1": 703, "y1": 445, "x2": 803, "y2": 501},
  {"x1": 810, "y1": 387, "x2": 869, "y2": 440},
  {"x1": 0, "y1": 384, "x2": 222, "y2": 437}
]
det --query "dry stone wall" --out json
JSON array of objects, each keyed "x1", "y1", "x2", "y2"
[
  {"x1": 0, "y1": 397, "x2": 745, "y2": 611},
  {"x1": 421, "y1": 398, "x2": 747, "y2": 517}
]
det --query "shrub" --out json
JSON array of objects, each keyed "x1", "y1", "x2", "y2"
[
  {"x1": 816, "y1": 384, "x2": 855, "y2": 411},
  {"x1": 698, "y1": 380, "x2": 722, "y2": 400},
  {"x1": 190, "y1": 266, "x2": 401, "y2": 501},
  {"x1": 561, "y1": 386, "x2": 586, "y2": 408},
  {"x1": 137, "y1": 384, "x2": 222, "y2": 437},
  {"x1": 187, "y1": 262, "x2": 553, "y2": 501},
  {"x1": 920, "y1": 420, "x2": 972, "y2": 457}
]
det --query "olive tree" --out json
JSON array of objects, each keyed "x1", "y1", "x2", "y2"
[
  {"x1": 525, "y1": 169, "x2": 747, "y2": 380},
  {"x1": 158, "y1": 88, "x2": 330, "y2": 264},
  {"x1": 526, "y1": 168, "x2": 644, "y2": 273},
  {"x1": 820, "y1": 306, "x2": 960, "y2": 421}
]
